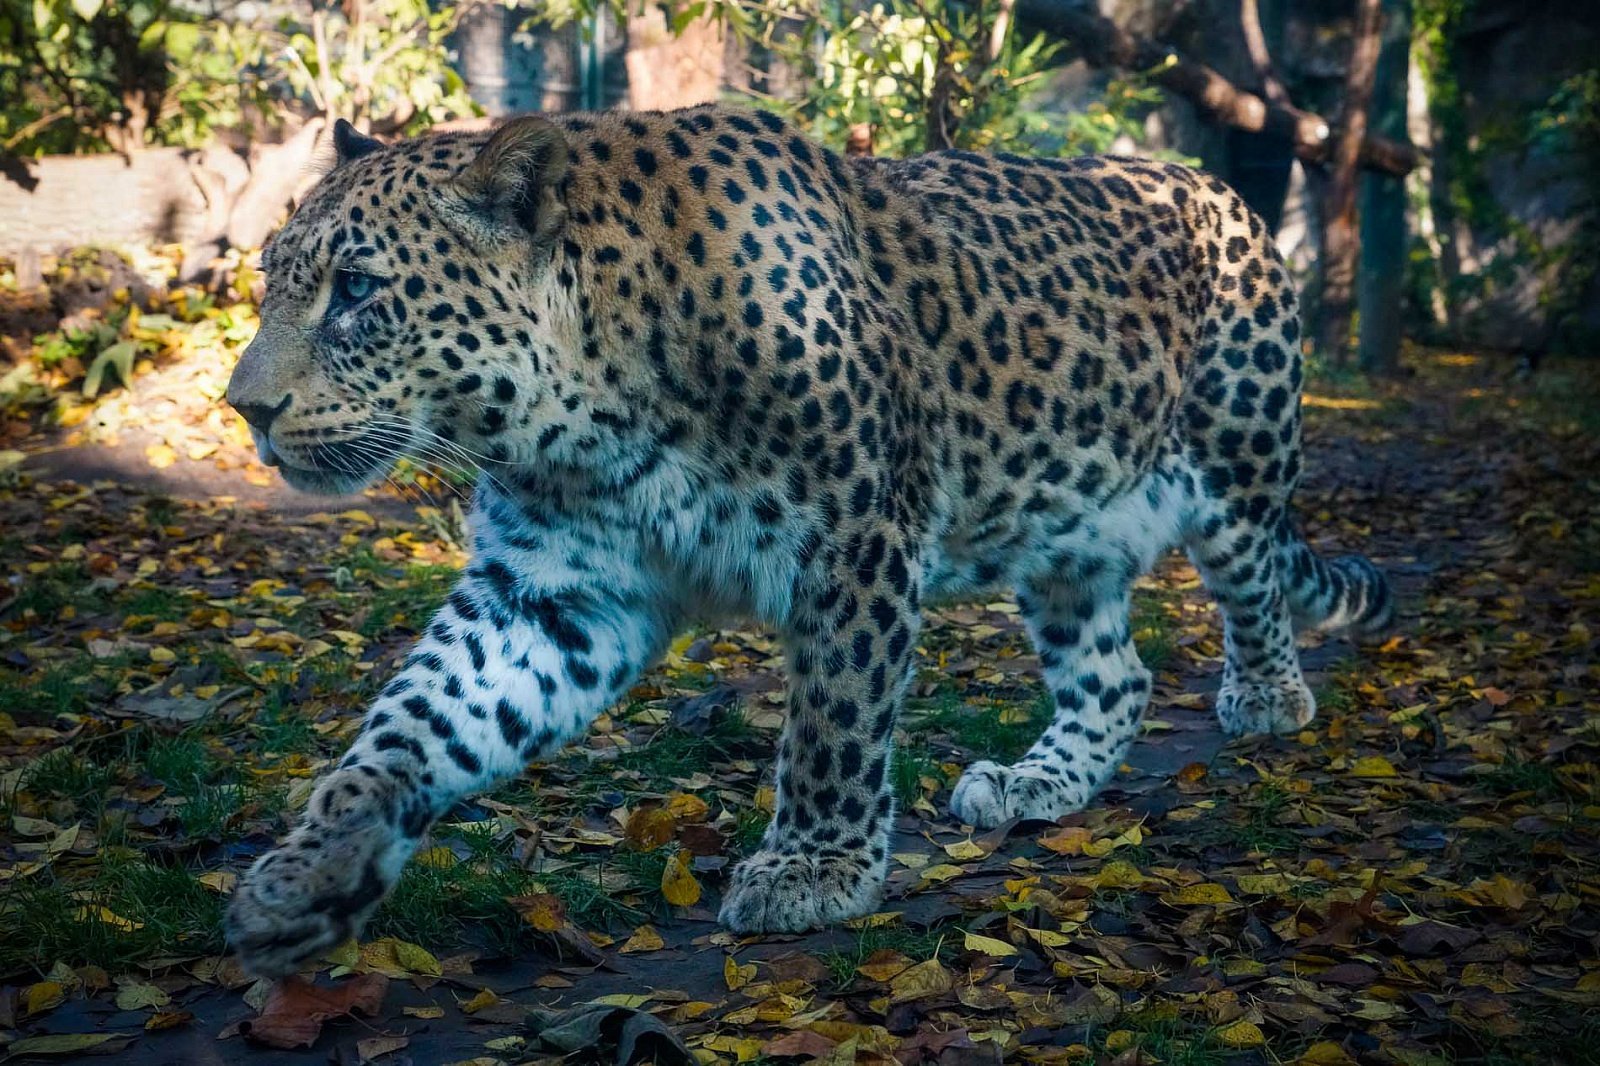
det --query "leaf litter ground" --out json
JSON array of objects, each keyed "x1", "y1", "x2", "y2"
[{"x1": 1, "y1": 348, "x2": 1597, "y2": 1065}]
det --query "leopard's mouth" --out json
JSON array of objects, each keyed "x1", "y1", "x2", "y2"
[{"x1": 251, "y1": 428, "x2": 394, "y2": 496}]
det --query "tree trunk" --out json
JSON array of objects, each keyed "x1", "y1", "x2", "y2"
[
  {"x1": 1356, "y1": 0, "x2": 1412, "y2": 375},
  {"x1": 1017, "y1": 0, "x2": 1420, "y2": 177},
  {"x1": 1316, "y1": 0, "x2": 1385, "y2": 366}
]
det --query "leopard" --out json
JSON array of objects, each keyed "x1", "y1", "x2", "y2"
[{"x1": 223, "y1": 105, "x2": 1393, "y2": 977}]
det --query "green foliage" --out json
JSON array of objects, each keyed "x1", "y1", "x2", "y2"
[
  {"x1": 748, "y1": 0, "x2": 1158, "y2": 157},
  {"x1": 1411, "y1": 0, "x2": 1600, "y2": 352},
  {"x1": 275, "y1": 0, "x2": 481, "y2": 135},
  {"x1": 0, "y1": 0, "x2": 483, "y2": 156},
  {"x1": 0, "y1": 0, "x2": 273, "y2": 154}
]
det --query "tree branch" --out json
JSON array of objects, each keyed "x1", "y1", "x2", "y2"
[{"x1": 1017, "y1": 0, "x2": 1421, "y2": 176}]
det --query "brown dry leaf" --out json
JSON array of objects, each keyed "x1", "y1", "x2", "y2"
[
  {"x1": 888, "y1": 958, "x2": 953, "y2": 1004},
  {"x1": 239, "y1": 974, "x2": 388, "y2": 1050},
  {"x1": 625, "y1": 806, "x2": 678, "y2": 851},
  {"x1": 354, "y1": 1034, "x2": 410, "y2": 1062},
  {"x1": 1038, "y1": 826, "x2": 1093, "y2": 855},
  {"x1": 508, "y1": 892, "x2": 569, "y2": 933}
]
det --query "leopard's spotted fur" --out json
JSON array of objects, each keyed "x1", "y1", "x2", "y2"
[{"x1": 224, "y1": 107, "x2": 1393, "y2": 976}]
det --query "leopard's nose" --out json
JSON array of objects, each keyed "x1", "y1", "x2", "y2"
[{"x1": 231, "y1": 393, "x2": 292, "y2": 433}]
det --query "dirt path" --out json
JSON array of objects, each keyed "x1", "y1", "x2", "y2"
[{"x1": 2, "y1": 351, "x2": 1597, "y2": 1066}]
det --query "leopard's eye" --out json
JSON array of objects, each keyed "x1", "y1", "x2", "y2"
[{"x1": 335, "y1": 270, "x2": 377, "y2": 305}]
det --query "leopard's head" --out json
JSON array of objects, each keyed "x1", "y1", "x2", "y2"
[{"x1": 227, "y1": 117, "x2": 571, "y2": 494}]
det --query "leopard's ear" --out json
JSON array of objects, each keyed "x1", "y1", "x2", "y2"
[
  {"x1": 435, "y1": 115, "x2": 570, "y2": 254},
  {"x1": 332, "y1": 119, "x2": 384, "y2": 166}
]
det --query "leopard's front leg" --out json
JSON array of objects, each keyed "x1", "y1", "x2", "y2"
[
  {"x1": 720, "y1": 527, "x2": 920, "y2": 934},
  {"x1": 228, "y1": 502, "x2": 672, "y2": 977}
]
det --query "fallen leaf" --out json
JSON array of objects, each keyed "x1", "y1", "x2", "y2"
[
  {"x1": 621, "y1": 924, "x2": 665, "y2": 953},
  {"x1": 661, "y1": 850, "x2": 702, "y2": 906},
  {"x1": 963, "y1": 931, "x2": 1018, "y2": 957},
  {"x1": 239, "y1": 974, "x2": 389, "y2": 1049},
  {"x1": 725, "y1": 955, "x2": 756, "y2": 991}
]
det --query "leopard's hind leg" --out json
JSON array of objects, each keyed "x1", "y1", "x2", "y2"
[
  {"x1": 1179, "y1": 193, "x2": 1392, "y2": 737},
  {"x1": 949, "y1": 569, "x2": 1152, "y2": 828}
]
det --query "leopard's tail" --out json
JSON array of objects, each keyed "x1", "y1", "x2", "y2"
[{"x1": 1273, "y1": 513, "x2": 1395, "y2": 638}]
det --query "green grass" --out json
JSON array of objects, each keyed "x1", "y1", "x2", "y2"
[
  {"x1": 1101, "y1": 1017, "x2": 1236, "y2": 1066},
  {"x1": 819, "y1": 921, "x2": 956, "y2": 988},
  {"x1": 1311, "y1": 659, "x2": 1363, "y2": 716},
  {"x1": 891, "y1": 743, "x2": 941, "y2": 806},
  {"x1": 18, "y1": 747, "x2": 114, "y2": 810},
  {"x1": 1130, "y1": 587, "x2": 1180, "y2": 672},
  {"x1": 373, "y1": 823, "x2": 645, "y2": 955},
  {"x1": 611, "y1": 705, "x2": 758, "y2": 788},
  {"x1": 254, "y1": 688, "x2": 320, "y2": 756},
  {"x1": 1483, "y1": 757, "x2": 1565, "y2": 802},
  {"x1": 906, "y1": 689, "x2": 1041, "y2": 763},
  {"x1": 1234, "y1": 781, "x2": 1297, "y2": 855},
  {"x1": 353, "y1": 562, "x2": 458, "y2": 638},
  {"x1": 2, "y1": 561, "x2": 107, "y2": 620},
  {"x1": 120, "y1": 584, "x2": 194, "y2": 621},
  {"x1": 0, "y1": 665, "x2": 93, "y2": 723},
  {"x1": 0, "y1": 859, "x2": 225, "y2": 975},
  {"x1": 731, "y1": 807, "x2": 771, "y2": 855}
]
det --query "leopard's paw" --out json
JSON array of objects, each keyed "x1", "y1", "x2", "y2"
[
  {"x1": 1215, "y1": 678, "x2": 1315, "y2": 736},
  {"x1": 949, "y1": 760, "x2": 1089, "y2": 828},
  {"x1": 719, "y1": 850, "x2": 883, "y2": 934},
  {"x1": 226, "y1": 770, "x2": 410, "y2": 977}
]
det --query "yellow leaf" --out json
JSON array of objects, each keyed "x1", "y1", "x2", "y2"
[
  {"x1": 77, "y1": 905, "x2": 142, "y2": 931},
  {"x1": 724, "y1": 955, "x2": 757, "y2": 991},
  {"x1": 888, "y1": 959, "x2": 953, "y2": 1004},
  {"x1": 624, "y1": 807, "x2": 678, "y2": 852},
  {"x1": 460, "y1": 988, "x2": 499, "y2": 1014},
  {"x1": 25, "y1": 981, "x2": 66, "y2": 1015},
  {"x1": 701, "y1": 1035, "x2": 766, "y2": 1061},
  {"x1": 6, "y1": 1034, "x2": 125, "y2": 1056},
  {"x1": 393, "y1": 939, "x2": 442, "y2": 977},
  {"x1": 591, "y1": 993, "x2": 652, "y2": 1008},
  {"x1": 666, "y1": 792, "x2": 710, "y2": 822},
  {"x1": 512, "y1": 892, "x2": 568, "y2": 932},
  {"x1": 1082, "y1": 824, "x2": 1144, "y2": 857},
  {"x1": 1217, "y1": 1021, "x2": 1264, "y2": 1048},
  {"x1": 1104, "y1": 1030, "x2": 1136, "y2": 1053},
  {"x1": 404, "y1": 1005, "x2": 446, "y2": 1019},
  {"x1": 1163, "y1": 883, "x2": 1235, "y2": 906},
  {"x1": 114, "y1": 982, "x2": 170, "y2": 1011},
  {"x1": 963, "y1": 931, "x2": 1017, "y2": 957},
  {"x1": 916, "y1": 863, "x2": 966, "y2": 886},
  {"x1": 621, "y1": 924, "x2": 665, "y2": 953},
  {"x1": 148, "y1": 646, "x2": 176, "y2": 663},
  {"x1": 415, "y1": 846, "x2": 456, "y2": 869},
  {"x1": 1349, "y1": 755, "x2": 1398, "y2": 778},
  {"x1": 1295, "y1": 1041, "x2": 1358, "y2": 1066},
  {"x1": 661, "y1": 850, "x2": 702, "y2": 906},
  {"x1": 1472, "y1": 874, "x2": 1530, "y2": 911},
  {"x1": 1093, "y1": 861, "x2": 1145, "y2": 890},
  {"x1": 944, "y1": 838, "x2": 987, "y2": 861},
  {"x1": 197, "y1": 870, "x2": 237, "y2": 894},
  {"x1": 1235, "y1": 873, "x2": 1292, "y2": 896},
  {"x1": 145, "y1": 443, "x2": 177, "y2": 469}
]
